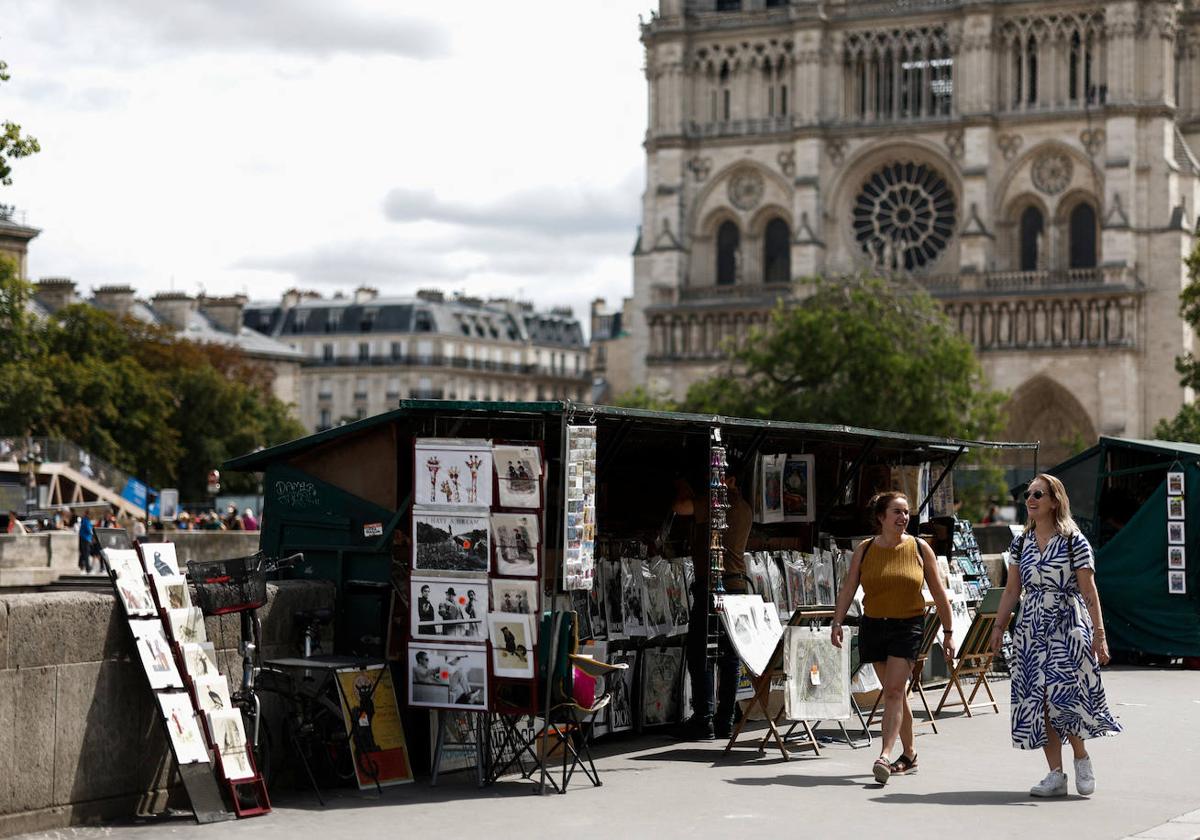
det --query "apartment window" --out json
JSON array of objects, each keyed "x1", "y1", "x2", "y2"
[
  {"x1": 358, "y1": 342, "x2": 370, "y2": 362},
  {"x1": 355, "y1": 407, "x2": 366, "y2": 420},
  {"x1": 391, "y1": 341, "x2": 404, "y2": 360},
  {"x1": 318, "y1": 377, "x2": 332, "y2": 399},
  {"x1": 322, "y1": 343, "x2": 334, "y2": 362},
  {"x1": 386, "y1": 377, "x2": 401, "y2": 398},
  {"x1": 354, "y1": 377, "x2": 368, "y2": 400},
  {"x1": 319, "y1": 408, "x2": 331, "y2": 429},
  {"x1": 417, "y1": 340, "x2": 434, "y2": 364}
]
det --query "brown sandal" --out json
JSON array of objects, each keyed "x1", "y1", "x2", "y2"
[
  {"x1": 889, "y1": 753, "x2": 918, "y2": 775},
  {"x1": 872, "y1": 758, "x2": 892, "y2": 784}
]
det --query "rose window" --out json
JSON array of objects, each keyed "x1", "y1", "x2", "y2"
[{"x1": 852, "y1": 161, "x2": 957, "y2": 271}]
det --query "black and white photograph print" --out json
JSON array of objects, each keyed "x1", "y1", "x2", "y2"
[
  {"x1": 408, "y1": 643, "x2": 488, "y2": 711},
  {"x1": 493, "y1": 444, "x2": 542, "y2": 509},
  {"x1": 410, "y1": 576, "x2": 487, "y2": 641},
  {"x1": 1168, "y1": 471, "x2": 1186, "y2": 496},
  {"x1": 414, "y1": 438, "x2": 493, "y2": 508},
  {"x1": 490, "y1": 577, "x2": 538, "y2": 621},
  {"x1": 492, "y1": 512, "x2": 539, "y2": 576},
  {"x1": 1168, "y1": 570, "x2": 1187, "y2": 595},
  {"x1": 1169, "y1": 545, "x2": 1186, "y2": 570},
  {"x1": 106, "y1": 549, "x2": 156, "y2": 617},
  {"x1": 156, "y1": 692, "x2": 210, "y2": 765},
  {"x1": 1169, "y1": 521, "x2": 1185, "y2": 545},
  {"x1": 1169, "y1": 495, "x2": 1186, "y2": 521},
  {"x1": 487, "y1": 613, "x2": 534, "y2": 678},
  {"x1": 412, "y1": 511, "x2": 490, "y2": 573},
  {"x1": 130, "y1": 619, "x2": 184, "y2": 689},
  {"x1": 141, "y1": 542, "x2": 180, "y2": 577}
]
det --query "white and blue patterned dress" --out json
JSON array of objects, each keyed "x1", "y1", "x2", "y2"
[{"x1": 1007, "y1": 530, "x2": 1122, "y2": 750}]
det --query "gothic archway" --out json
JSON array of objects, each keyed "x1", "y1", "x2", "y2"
[{"x1": 1004, "y1": 374, "x2": 1097, "y2": 468}]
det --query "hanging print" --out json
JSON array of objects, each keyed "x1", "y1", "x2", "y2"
[
  {"x1": 494, "y1": 444, "x2": 543, "y2": 509},
  {"x1": 414, "y1": 438, "x2": 493, "y2": 508}
]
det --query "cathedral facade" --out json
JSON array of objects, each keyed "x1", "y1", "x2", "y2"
[{"x1": 629, "y1": 0, "x2": 1200, "y2": 464}]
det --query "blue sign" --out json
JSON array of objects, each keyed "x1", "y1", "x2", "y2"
[{"x1": 121, "y1": 478, "x2": 152, "y2": 510}]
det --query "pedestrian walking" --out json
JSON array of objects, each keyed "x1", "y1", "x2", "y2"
[
  {"x1": 77, "y1": 512, "x2": 96, "y2": 573},
  {"x1": 989, "y1": 473, "x2": 1121, "y2": 798},
  {"x1": 831, "y1": 491, "x2": 955, "y2": 784}
]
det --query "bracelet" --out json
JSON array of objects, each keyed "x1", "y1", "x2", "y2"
[{"x1": 1094, "y1": 628, "x2": 1106, "y2": 638}]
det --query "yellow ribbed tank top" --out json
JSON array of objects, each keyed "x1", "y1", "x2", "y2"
[{"x1": 860, "y1": 535, "x2": 926, "y2": 619}]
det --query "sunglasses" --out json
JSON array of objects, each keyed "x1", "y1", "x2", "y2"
[{"x1": 1023, "y1": 489, "x2": 1047, "y2": 500}]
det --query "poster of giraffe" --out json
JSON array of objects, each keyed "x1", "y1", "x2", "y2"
[{"x1": 414, "y1": 438, "x2": 493, "y2": 509}]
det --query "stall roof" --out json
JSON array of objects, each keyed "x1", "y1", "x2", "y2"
[
  {"x1": 224, "y1": 400, "x2": 1039, "y2": 472},
  {"x1": 1049, "y1": 436, "x2": 1200, "y2": 476}
]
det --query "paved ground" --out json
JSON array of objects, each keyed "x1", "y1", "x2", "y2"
[{"x1": 12, "y1": 667, "x2": 1200, "y2": 840}]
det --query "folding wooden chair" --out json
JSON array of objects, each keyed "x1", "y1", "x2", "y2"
[
  {"x1": 866, "y1": 606, "x2": 941, "y2": 734},
  {"x1": 934, "y1": 590, "x2": 1002, "y2": 718}
]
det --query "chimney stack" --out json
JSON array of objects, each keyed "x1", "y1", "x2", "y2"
[
  {"x1": 354, "y1": 286, "x2": 378, "y2": 304},
  {"x1": 150, "y1": 292, "x2": 197, "y2": 331},
  {"x1": 34, "y1": 277, "x2": 78, "y2": 313},
  {"x1": 92, "y1": 284, "x2": 137, "y2": 320},
  {"x1": 199, "y1": 294, "x2": 248, "y2": 335}
]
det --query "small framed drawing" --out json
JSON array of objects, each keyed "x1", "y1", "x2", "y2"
[
  {"x1": 408, "y1": 642, "x2": 488, "y2": 711},
  {"x1": 156, "y1": 692, "x2": 210, "y2": 765},
  {"x1": 1169, "y1": 496, "x2": 1186, "y2": 521},
  {"x1": 492, "y1": 512, "x2": 539, "y2": 577},
  {"x1": 105, "y1": 549, "x2": 156, "y2": 617},
  {"x1": 152, "y1": 574, "x2": 191, "y2": 610},
  {"x1": 493, "y1": 444, "x2": 542, "y2": 509},
  {"x1": 487, "y1": 613, "x2": 534, "y2": 678},
  {"x1": 1168, "y1": 471, "x2": 1186, "y2": 496},
  {"x1": 410, "y1": 576, "x2": 487, "y2": 641},
  {"x1": 142, "y1": 542, "x2": 180, "y2": 577},
  {"x1": 181, "y1": 642, "x2": 220, "y2": 680},
  {"x1": 194, "y1": 675, "x2": 233, "y2": 715},
  {"x1": 412, "y1": 510, "x2": 490, "y2": 574},
  {"x1": 129, "y1": 620, "x2": 184, "y2": 689},
  {"x1": 1168, "y1": 570, "x2": 1187, "y2": 595},
  {"x1": 207, "y1": 709, "x2": 254, "y2": 781},
  {"x1": 1168, "y1": 545, "x2": 1186, "y2": 570},
  {"x1": 167, "y1": 607, "x2": 207, "y2": 645},
  {"x1": 1168, "y1": 521, "x2": 1185, "y2": 545},
  {"x1": 490, "y1": 578, "x2": 539, "y2": 624},
  {"x1": 414, "y1": 438, "x2": 493, "y2": 508}
]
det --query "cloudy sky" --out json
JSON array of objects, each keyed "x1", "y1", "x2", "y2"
[{"x1": 2, "y1": 1, "x2": 651, "y2": 327}]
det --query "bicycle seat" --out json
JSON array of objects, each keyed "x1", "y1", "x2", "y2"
[{"x1": 294, "y1": 607, "x2": 334, "y2": 625}]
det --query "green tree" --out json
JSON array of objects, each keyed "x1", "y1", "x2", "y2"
[
  {"x1": 611, "y1": 385, "x2": 679, "y2": 412},
  {"x1": 1157, "y1": 242, "x2": 1200, "y2": 441},
  {"x1": 0, "y1": 59, "x2": 41, "y2": 186}
]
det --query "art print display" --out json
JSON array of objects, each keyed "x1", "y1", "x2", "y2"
[
  {"x1": 142, "y1": 542, "x2": 180, "y2": 577},
  {"x1": 156, "y1": 691, "x2": 210, "y2": 765},
  {"x1": 814, "y1": 551, "x2": 836, "y2": 605},
  {"x1": 130, "y1": 619, "x2": 184, "y2": 689},
  {"x1": 720, "y1": 595, "x2": 783, "y2": 677},
  {"x1": 665, "y1": 562, "x2": 690, "y2": 636},
  {"x1": 1168, "y1": 471, "x2": 1186, "y2": 496},
  {"x1": 106, "y1": 549, "x2": 156, "y2": 617},
  {"x1": 151, "y1": 574, "x2": 191, "y2": 611},
  {"x1": 603, "y1": 560, "x2": 626, "y2": 641},
  {"x1": 783, "y1": 626, "x2": 850, "y2": 721},
  {"x1": 408, "y1": 642, "x2": 488, "y2": 711},
  {"x1": 1168, "y1": 496, "x2": 1186, "y2": 521},
  {"x1": 489, "y1": 577, "x2": 538, "y2": 622},
  {"x1": 782, "y1": 454, "x2": 815, "y2": 523},
  {"x1": 588, "y1": 561, "x2": 608, "y2": 639},
  {"x1": 493, "y1": 444, "x2": 542, "y2": 509},
  {"x1": 492, "y1": 512, "x2": 539, "y2": 577},
  {"x1": 487, "y1": 613, "x2": 534, "y2": 678},
  {"x1": 412, "y1": 511, "x2": 490, "y2": 574},
  {"x1": 620, "y1": 557, "x2": 648, "y2": 637},
  {"x1": 563, "y1": 425, "x2": 597, "y2": 590},
  {"x1": 411, "y1": 576, "x2": 487, "y2": 641},
  {"x1": 641, "y1": 560, "x2": 673, "y2": 638},
  {"x1": 758, "y1": 453, "x2": 785, "y2": 524},
  {"x1": 1169, "y1": 521, "x2": 1185, "y2": 545},
  {"x1": 639, "y1": 647, "x2": 683, "y2": 729},
  {"x1": 785, "y1": 557, "x2": 806, "y2": 609},
  {"x1": 193, "y1": 675, "x2": 232, "y2": 715},
  {"x1": 414, "y1": 438, "x2": 493, "y2": 508},
  {"x1": 181, "y1": 642, "x2": 219, "y2": 680},
  {"x1": 608, "y1": 650, "x2": 636, "y2": 733},
  {"x1": 207, "y1": 709, "x2": 254, "y2": 781},
  {"x1": 1168, "y1": 545, "x2": 1186, "y2": 570},
  {"x1": 766, "y1": 553, "x2": 788, "y2": 612},
  {"x1": 335, "y1": 665, "x2": 414, "y2": 788},
  {"x1": 746, "y1": 552, "x2": 774, "y2": 604},
  {"x1": 1168, "y1": 570, "x2": 1187, "y2": 594},
  {"x1": 167, "y1": 607, "x2": 207, "y2": 645}
]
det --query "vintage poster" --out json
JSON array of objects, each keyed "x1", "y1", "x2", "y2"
[
  {"x1": 335, "y1": 665, "x2": 414, "y2": 788},
  {"x1": 782, "y1": 454, "x2": 815, "y2": 523},
  {"x1": 410, "y1": 576, "x2": 487, "y2": 641},
  {"x1": 412, "y1": 510, "x2": 490, "y2": 574},
  {"x1": 156, "y1": 691, "x2": 210, "y2": 765},
  {"x1": 639, "y1": 647, "x2": 683, "y2": 729},
  {"x1": 719, "y1": 595, "x2": 783, "y2": 677},
  {"x1": 414, "y1": 438, "x2": 493, "y2": 508},
  {"x1": 759, "y1": 454, "x2": 785, "y2": 524},
  {"x1": 563, "y1": 425, "x2": 597, "y2": 590},
  {"x1": 608, "y1": 650, "x2": 637, "y2": 733},
  {"x1": 783, "y1": 626, "x2": 850, "y2": 721},
  {"x1": 493, "y1": 444, "x2": 543, "y2": 509},
  {"x1": 1168, "y1": 545, "x2": 1186, "y2": 570},
  {"x1": 489, "y1": 578, "x2": 539, "y2": 627},
  {"x1": 492, "y1": 512, "x2": 539, "y2": 577},
  {"x1": 1168, "y1": 496, "x2": 1186, "y2": 521},
  {"x1": 1168, "y1": 471, "x2": 1186, "y2": 496},
  {"x1": 408, "y1": 643, "x2": 488, "y2": 711},
  {"x1": 487, "y1": 612, "x2": 535, "y2": 678}
]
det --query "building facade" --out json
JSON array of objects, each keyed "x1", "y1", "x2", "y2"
[
  {"x1": 630, "y1": 0, "x2": 1200, "y2": 464},
  {"x1": 245, "y1": 289, "x2": 590, "y2": 432}
]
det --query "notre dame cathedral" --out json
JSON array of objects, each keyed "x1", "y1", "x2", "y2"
[{"x1": 616, "y1": 0, "x2": 1200, "y2": 465}]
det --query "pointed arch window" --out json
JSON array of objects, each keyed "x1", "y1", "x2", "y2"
[
  {"x1": 763, "y1": 218, "x2": 791, "y2": 284},
  {"x1": 716, "y1": 221, "x2": 740, "y2": 286},
  {"x1": 1019, "y1": 206, "x2": 1044, "y2": 271},
  {"x1": 1069, "y1": 203, "x2": 1097, "y2": 269}
]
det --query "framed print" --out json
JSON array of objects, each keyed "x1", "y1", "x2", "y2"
[
  {"x1": 1168, "y1": 471, "x2": 1186, "y2": 496},
  {"x1": 207, "y1": 709, "x2": 254, "y2": 780},
  {"x1": 412, "y1": 510, "x2": 490, "y2": 574},
  {"x1": 106, "y1": 549, "x2": 156, "y2": 617},
  {"x1": 1169, "y1": 521, "x2": 1185, "y2": 545},
  {"x1": 492, "y1": 512, "x2": 539, "y2": 577},
  {"x1": 487, "y1": 613, "x2": 535, "y2": 678},
  {"x1": 782, "y1": 454, "x2": 815, "y2": 523},
  {"x1": 181, "y1": 642, "x2": 220, "y2": 680},
  {"x1": 607, "y1": 650, "x2": 636, "y2": 733},
  {"x1": 152, "y1": 574, "x2": 191, "y2": 611},
  {"x1": 156, "y1": 692, "x2": 210, "y2": 765},
  {"x1": 141, "y1": 542, "x2": 180, "y2": 578},
  {"x1": 783, "y1": 626, "x2": 850, "y2": 722},
  {"x1": 1168, "y1": 545, "x2": 1186, "y2": 570},
  {"x1": 410, "y1": 576, "x2": 487, "y2": 641},
  {"x1": 639, "y1": 647, "x2": 683, "y2": 729},
  {"x1": 335, "y1": 665, "x2": 414, "y2": 788},
  {"x1": 95, "y1": 528, "x2": 132, "y2": 553},
  {"x1": 129, "y1": 620, "x2": 184, "y2": 689},
  {"x1": 167, "y1": 607, "x2": 207, "y2": 645},
  {"x1": 493, "y1": 444, "x2": 543, "y2": 509},
  {"x1": 414, "y1": 438, "x2": 492, "y2": 508},
  {"x1": 1169, "y1": 496, "x2": 1186, "y2": 521},
  {"x1": 408, "y1": 642, "x2": 488, "y2": 711},
  {"x1": 1168, "y1": 570, "x2": 1187, "y2": 594},
  {"x1": 489, "y1": 577, "x2": 538, "y2": 621},
  {"x1": 759, "y1": 453, "x2": 784, "y2": 524},
  {"x1": 193, "y1": 675, "x2": 233, "y2": 715}
]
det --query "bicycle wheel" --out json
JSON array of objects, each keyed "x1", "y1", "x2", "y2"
[{"x1": 308, "y1": 695, "x2": 356, "y2": 784}]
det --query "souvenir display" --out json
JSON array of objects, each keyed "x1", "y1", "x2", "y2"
[
  {"x1": 758, "y1": 453, "x2": 785, "y2": 524},
  {"x1": 130, "y1": 619, "x2": 184, "y2": 690},
  {"x1": 152, "y1": 574, "x2": 191, "y2": 611},
  {"x1": 489, "y1": 578, "x2": 538, "y2": 622},
  {"x1": 167, "y1": 607, "x2": 206, "y2": 645},
  {"x1": 157, "y1": 691, "x2": 210, "y2": 765},
  {"x1": 408, "y1": 643, "x2": 488, "y2": 711},
  {"x1": 563, "y1": 425, "x2": 597, "y2": 590},
  {"x1": 607, "y1": 650, "x2": 637, "y2": 733},
  {"x1": 193, "y1": 675, "x2": 233, "y2": 715},
  {"x1": 411, "y1": 576, "x2": 487, "y2": 641},
  {"x1": 412, "y1": 511, "x2": 490, "y2": 574},
  {"x1": 620, "y1": 557, "x2": 648, "y2": 638},
  {"x1": 492, "y1": 512, "x2": 539, "y2": 577},
  {"x1": 181, "y1": 642, "x2": 219, "y2": 680},
  {"x1": 1168, "y1": 471, "x2": 1186, "y2": 496},
  {"x1": 1168, "y1": 570, "x2": 1187, "y2": 594},
  {"x1": 415, "y1": 438, "x2": 493, "y2": 508},
  {"x1": 487, "y1": 613, "x2": 535, "y2": 678},
  {"x1": 106, "y1": 549, "x2": 156, "y2": 617}
]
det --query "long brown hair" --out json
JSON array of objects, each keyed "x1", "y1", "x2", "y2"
[
  {"x1": 1023, "y1": 473, "x2": 1080, "y2": 536},
  {"x1": 868, "y1": 491, "x2": 909, "y2": 534}
]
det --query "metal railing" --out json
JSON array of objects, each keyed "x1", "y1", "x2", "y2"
[
  {"x1": 919, "y1": 266, "x2": 1140, "y2": 296},
  {"x1": 0, "y1": 436, "x2": 133, "y2": 497}
]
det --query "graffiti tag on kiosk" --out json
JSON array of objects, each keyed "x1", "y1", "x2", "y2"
[{"x1": 275, "y1": 479, "x2": 319, "y2": 509}]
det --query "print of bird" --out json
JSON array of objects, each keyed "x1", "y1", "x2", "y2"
[
  {"x1": 153, "y1": 552, "x2": 172, "y2": 576},
  {"x1": 207, "y1": 688, "x2": 224, "y2": 709}
]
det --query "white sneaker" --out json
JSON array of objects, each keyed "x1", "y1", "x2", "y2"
[
  {"x1": 1030, "y1": 770, "x2": 1068, "y2": 797},
  {"x1": 1074, "y1": 756, "x2": 1095, "y2": 795}
]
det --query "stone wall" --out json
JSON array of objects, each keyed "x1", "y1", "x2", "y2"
[{"x1": 0, "y1": 579, "x2": 335, "y2": 837}]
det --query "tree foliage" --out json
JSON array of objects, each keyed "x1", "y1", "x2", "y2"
[
  {"x1": 1156, "y1": 241, "x2": 1200, "y2": 442},
  {"x1": 0, "y1": 257, "x2": 304, "y2": 499},
  {"x1": 0, "y1": 59, "x2": 40, "y2": 186}
]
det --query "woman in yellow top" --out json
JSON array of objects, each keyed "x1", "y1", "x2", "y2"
[{"x1": 831, "y1": 491, "x2": 955, "y2": 785}]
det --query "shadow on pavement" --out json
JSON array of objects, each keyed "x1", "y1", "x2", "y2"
[
  {"x1": 725, "y1": 773, "x2": 872, "y2": 789},
  {"x1": 631, "y1": 746, "x2": 793, "y2": 766},
  {"x1": 870, "y1": 790, "x2": 1057, "y2": 806}
]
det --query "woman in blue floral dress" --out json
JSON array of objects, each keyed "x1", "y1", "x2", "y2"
[{"x1": 989, "y1": 474, "x2": 1121, "y2": 798}]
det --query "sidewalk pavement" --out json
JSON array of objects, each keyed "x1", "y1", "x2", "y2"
[{"x1": 11, "y1": 667, "x2": 1200, "y2": 840}]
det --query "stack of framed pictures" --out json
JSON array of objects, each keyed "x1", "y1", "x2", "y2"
[{"x1": 1167, "y1": 470, "x2": 1187, "y2": 595}]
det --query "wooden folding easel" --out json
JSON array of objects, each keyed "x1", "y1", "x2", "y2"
[
  {"x1": 723, "y1": 635, "x2": 820, "y2": 760},
  {"x1": 867, "y1": 606, "x2": 941, "y2": 733},
  {"x1": 935, "y1": 595, "x2": 1001, "y2": 718}
]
